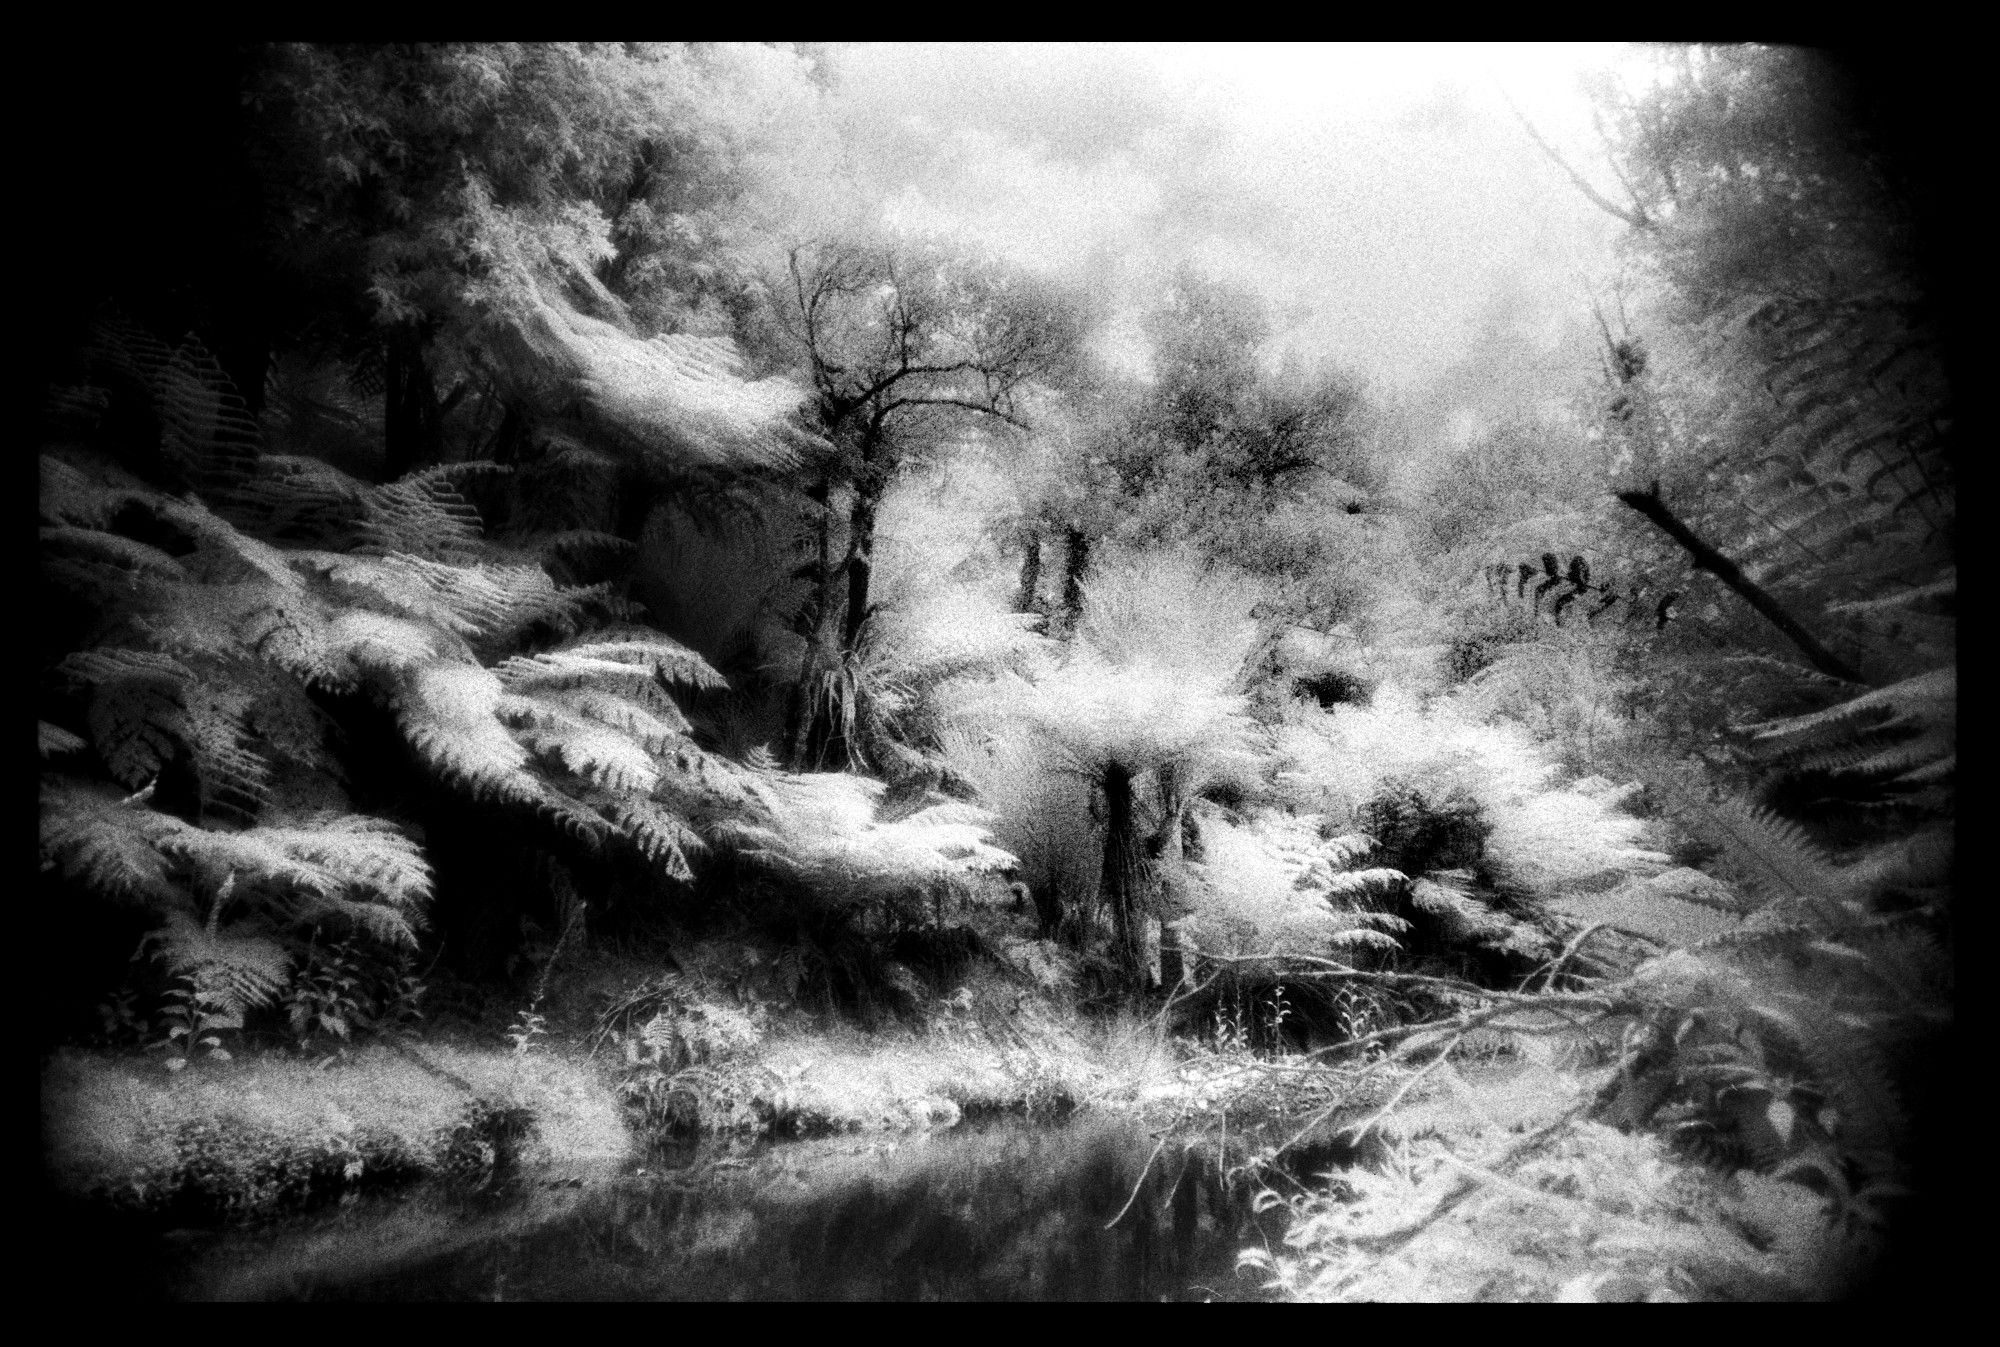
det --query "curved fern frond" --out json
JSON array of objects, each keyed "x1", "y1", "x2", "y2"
[
  {"x1": 142, "y1": 910, "x2": 292, "y2": 1012},
  {"x1": 39, "y1": 722, "x2": 88, "y2": 758},
  {"x1": 39, "y1": 778, "x2": 185, "y2": 902},
  {"x1": 325, "y1": 609, "x2": 470, "y2": 680},
  {"x1": 511, "y1": 708, "x2": 661, "y2": 795},
  {"x1": 355, "y1": 464, "x2": 495, "y2": 560},
  {"x1": 504, "y1": 294, "x2": 820, "y2": 472},
  {"x1": 39, "y1": 526, "x2": 189, "y2": 580},
  {"x1": 1750, "y1": 667, "x2": 1954, "y2": 741},
  {"x1": 63, "y1": 648, "x2": 193, "y2": 789},
  {"x1": 157, "y1": 335, "x2": 263, "y2": 491},
  {"x1": 394, "y1": 662, "x2": 534, "y2": 796},
  {"x1": 249, "y1": 813, "x2": 432, "y2": 917},
  {"x1": 597, "y1": 798, "x2": 703, "y2": 880},
  {"x1": 1696, "y1": 794, "x2": 1846, "y2": 914},
  {"x1": 1322, "y1": 868, "x2": 1411, "y2": 904},
  {"x1": 534, "y1": 685, "x2": 690, "y2": 747}
]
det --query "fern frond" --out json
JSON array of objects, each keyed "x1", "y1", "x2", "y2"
[
  {"x1": 325, "y1": 609, "x2": 470, "y2": 680},
  {"x1": 1843, "y1": 730, "x2": 1955, "y2": 783},
  {"x1": 237, "y1": 595, "x2": 343, "y2": 690},
  {"x1": 179, "y1": 680, "x2": 272, "y2": 821},
  {"x1": 525, "y1": 782, "x2": 621, "y2": 850},
  {"x1": 86, "y1": 311, "x2": 177, "y2": 397},
  {"x1": 250, "y1": 813, "x2": 433, "y2": 917},
  {"x1": 394, "y1": 662, "x2": 534, "y2": 795},
  {"x1": 1692, "y1": 795, "x2": 1847, "y2": 914},
  {"x1": 1327, "y1": 927, "x2": 1402, "y2": 952},
  {"x1": 40, "y1": 526, "x2": 189, "y2": 580},
  {"x1": 519, "y1": 631, "x2": 727, "y2": 690},
  {"x1": 39, "y1": 778, "x2": 184, "y2": 901},
  {"x1": 355, "y1": 464, "x2": 494, "y2": 560},
  {"x1": 1318, "y1": 833, "x2": 1378, "y2": 869},
  {"x1": 534, "y1": 685, "x2": 690, "y2": 747},
  {"x1": 64, "y1": 649, "x2": 192, "y2": 789},
  {"x1": 39, "y1": 722, "x2": 88, "y2": 758},
  {"x1": 156, "y1": 335, "x2": 263, "y2": 490},
  {"x1": 152, "y1": 825, "x2": 343, "y2": 900},
  {"x1": 1794, "y1": 1024, "x2": 1906, "y2": 1173},
  {"x1": 242, "y1": 674, "x2": 340, "y2": 776},
  {"x1": 318, "y1": 552, "x2": 596, "y2": 649},
  {"x1": 511, "y1": 709, "x2": 661, "y2": 794},
  {"x1": 509, "y1": 295, "x2": 818, "y2": 472},
  {"x1": 1825, "y1": 573, "x2": 1954, "y2": 616},
  {"x1": 40, "y1": 453, "x2": 138, "y2": 528},
  {"x1": 598, "y1": 798, "x2": 703, "y2": 880},
  {"x1": 1321, "y1": 868, "x2": 1411, "y2": 904},
  {"x1": 143, "y1": 910, "x2": 292, "y2": 1012},
  {"x1": 1750, "y1": 667, "x2": 1954, "y2": 741},
  {"x1": 217, "y1": 453, "x2": 369, "y2": 546}
]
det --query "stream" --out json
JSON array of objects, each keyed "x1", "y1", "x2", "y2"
[{"x1": 135, "y1": 1115, "x2": 1318, "y2": 1301}]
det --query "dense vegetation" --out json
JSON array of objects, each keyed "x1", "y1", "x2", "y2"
[{"x1": 37, "y1": 44, "x2": 1955, "y2": 1301}]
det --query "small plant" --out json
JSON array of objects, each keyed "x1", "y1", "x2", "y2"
[
  {"x1": 506, "y1": 1007, "x2": 549, "y2": 1058},
  {"x1": 1212, "y1": 997, "x2": 1251, "y2": 1056},
  {"x1": 285, "y1": 937, "x2": 377, "y2": 1049},
  {"x1": 504, "y1": 900, "x2": 585, "y2": 1059},
  {"x1": 383, "y1": 961, "x2": 429, "y2": 1037},
  {"x1": 156, "y1": 975, "x2": 238, "y2": 1071},
  {"x1": 1266, "y1": 982, "x2": 1292, "y2": 1046},
  {"x1": 1358, "y1": 782, "x2": 1491, "y2": 877},
  {"x1": 95, "y1": 984, "x2": 152, "y2": 1047}
]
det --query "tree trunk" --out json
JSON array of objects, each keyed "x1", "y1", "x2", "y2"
[
  {"x1": 1062, "y1": 528, "x2": 1091, "y2": 623},
  {"x1": 1150, "y1": 772, "x2": 1193, "y2": 992},
  {"x1": 842, "y1": 485, "x2": 878, "y2": 653},
  {"x1": 786, "y1": 474, "x2": 848, "y2": 771},
  {"x1": 1100, "y1": 763, "x2": 1151, "y2": 992},
  {"x1": 384, "y1": 331, "x2": 442, "y2": 482},
  {"x1": 1016, "y1": 532, "x2": 1043, "y2": 613},
  {"x1": 1616, "y1": 485, "x2": 1865, "y2": 684}
]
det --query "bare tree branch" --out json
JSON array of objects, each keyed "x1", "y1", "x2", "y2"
[{"x1": 1501, "y1": 89, "x2": 1654, "y2": 230}]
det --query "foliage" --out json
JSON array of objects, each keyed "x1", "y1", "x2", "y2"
[
  {"x1": 1271, "y1": 695, "x2": 1666, "y2": 895},
  {"x1": 285, "y1": 936, "x2": 427, "y2": 1049},
  {"x1": 39, "y1": 304, "x2": 1015, "y2": 1039},
  {"x1": 1180, "y1": 810, "x2": 1409, "y2": 961}
]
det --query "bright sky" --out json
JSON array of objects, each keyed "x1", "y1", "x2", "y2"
[{"x1": 818, "y1": 42, "x2": 1669, "y2": 434}]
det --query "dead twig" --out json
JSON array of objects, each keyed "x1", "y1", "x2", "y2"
[{"x1": 1105, "y1": 1135, "x2": 1170, "y2": 1230}]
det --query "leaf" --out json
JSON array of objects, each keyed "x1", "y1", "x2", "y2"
[{"x1": 1766, "y1": 1097, "x2": 1796, "y2": 1147}]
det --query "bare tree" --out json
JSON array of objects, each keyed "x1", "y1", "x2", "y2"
[{"x1": 779, "y1": 238, "x2": 1084, "y2": 770}]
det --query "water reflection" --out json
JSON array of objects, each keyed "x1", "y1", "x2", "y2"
[{"x1": 178, "y1": 1117, "x2": 1296, "y2": 1301}]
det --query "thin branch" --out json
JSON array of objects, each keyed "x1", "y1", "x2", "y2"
[
  {"x1": 1501, "y1": 89, "x2": 1653, "y2": 230},
  {"x1": 1104, "y1": 1136, "x2": 1170, "y2": 1230},
  {"x1": 1616, "y1": 483, "x2": 1866, "y2": 684}
]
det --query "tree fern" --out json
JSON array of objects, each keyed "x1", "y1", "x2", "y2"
[{"x1": 41, "y1": 296, "x2": 1016, "y2": 1037}]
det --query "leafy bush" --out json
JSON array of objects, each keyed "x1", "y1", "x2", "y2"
[
  {"x1": 1181, "y1": 809, "x2": 1408, "y2": 960},
  {"x1": 1272, "y1": 696, "x2": 1665, "y2": 896},
  {"x1": 1358, "y1": 784, "x2": 1490, "y2": 878}
]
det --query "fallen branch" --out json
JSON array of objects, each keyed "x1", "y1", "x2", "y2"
[
  {"x1": 1342, "y1": 1101, "x2": 1593, "y2": 1253},
  {"x1": 1616, "y1": 484, "x2": 1864, "y2": 684}
]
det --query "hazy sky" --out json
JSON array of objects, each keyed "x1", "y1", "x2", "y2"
[{"x1": 815, "y1": 42, "x2": 1664, "y2": 433}]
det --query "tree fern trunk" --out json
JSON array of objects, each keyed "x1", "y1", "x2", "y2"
[
  {"x1": 1100, "y1": 763, "x2": 1149, "y2": 992},
  {"x1": 1062, "y1": 528, "x2": 1091, "y2": 624},
  {"x1": 842, "y1": 485, "x2": 877, "y2": 654},
  {"x1": 786, "y1": 473, "x2": 848, "y2": 771},
  {"x1": 1016, "y1": 532, "x2": 1042, "y2": 613},
  {"x1": 384, "y1": 331, "x2": 441, "y2": 482}
]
